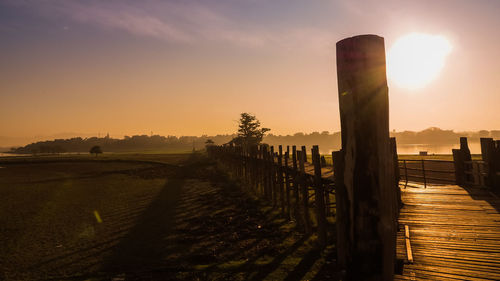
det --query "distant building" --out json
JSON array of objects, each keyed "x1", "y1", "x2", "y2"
[{"x1": 419, "y1": 151, "x2": 428, "y2": 156}]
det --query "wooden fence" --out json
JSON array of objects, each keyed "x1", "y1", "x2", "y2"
[{"x1": 207, "y1": 144, "x2": 334, "y2": 248}]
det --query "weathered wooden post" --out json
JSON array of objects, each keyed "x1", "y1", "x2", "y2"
[
  {"x1": 391, "y1": 137, "x2": 403, "y2": 213},
  {"x1": 312, "y1": 145, "x2": 327, "y2": 247},
  {"x1": 270, "y1": 146, "x2": 277, "y2": 206},
  {"x1": 298, "y1": 148, "x2": 311, "y2": 234},
  {"x1": 481, "y1": 138, "x2": 500, "y2": 190},
  {"x1": 278, "y1": 145, "x2": 285, "y2": 214},
  {"x1": 461, "y1": 137, "x2": 473, "y2": 183},
  {"x1": 320, "y1": 156, "x2": 327, "y2": 167},
  {"x1": 454, "y1": 137, "x2": 473, "y2": 186},
  {"x1": 335, "y1": 34, "x2": 398, "y2": 280},
  {"x1": 284, "y1": 151, "x2": 292, "y2": 220},
  {"x1": 453, "y1": 148, "x2": 465, "y2": 185},
  {"x1": 292, "y1": 146, "x2": 301, "y2": 225},
  {"x1": 262, "y1": 145, "x2": 270, "y2": 200}
]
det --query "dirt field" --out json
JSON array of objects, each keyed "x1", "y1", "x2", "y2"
[{"x1": 0, "y1": 154, "x2": 335, "y2": 280}]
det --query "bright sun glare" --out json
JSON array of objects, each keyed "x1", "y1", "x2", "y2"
[{"x1": 387, "y1": 33, "x2": 452, "y2": 90}]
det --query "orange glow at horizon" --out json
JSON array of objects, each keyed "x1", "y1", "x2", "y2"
[{"x1": 1, "y1": 1, "x2": 499, "y2": 147}]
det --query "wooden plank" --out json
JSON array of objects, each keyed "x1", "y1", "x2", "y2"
[
  {"x1": 405, "y1": 225, "x2": 414, "y2": 263},
  {"x1": 397, "y1": 183, "x2": 500, "y2": 280}
]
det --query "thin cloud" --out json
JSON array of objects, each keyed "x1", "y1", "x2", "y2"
[{"x1": 3, "y1": 0, "x2": 333, "y2": 50}]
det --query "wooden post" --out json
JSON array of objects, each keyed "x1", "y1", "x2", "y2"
[
  {"x1": 333, "y1": 150, "x2": 347, "y2": 268},
  {"x1": 453, "y1": 149, "x2": 465, "y2": 185},
  {"x1": 292, "y1": 146, "x2": 301, "y2": 225},
  {"x1": 270, "y1": 146, "x2": 277, "y2": 207},
  {"x1": 279, "y1": 145, "x2": 285, "y2": 214},
  {"x1": 263, "y1": 145, "x2": 270, "y2": 200},
  {"x1": 391, "y1": 137, "x2": 402, "y2": 213},
  {"x1": 301, "y1": 146, "x2": 307, "y2": 163},
  {"x1": 320, "y1": 156, "x2": 327, "y2": 167},
  {"x1": 285, "y1": 151, "x2": 291, "y2": 220},
  {"x1": 461, "y1": 137, "x2": 473, "y2": 183},
  {"x1": 481, "y1": 138, "x2": 499, "y2": 190},
  {"x1": 335, "y1": 34, "x2": 397, "y2": 280},
  {"x1": 298, "y1": 148, "x2": 311, "y2": 234},
  {"x1": 312, "y1": 145, "x2": 327, "y2": 247}
]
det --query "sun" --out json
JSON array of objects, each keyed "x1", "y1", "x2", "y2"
[{"x1": 387, "y1": 33, "x2": 452, "y2": 90}]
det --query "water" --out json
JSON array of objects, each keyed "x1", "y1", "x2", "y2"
[
  {"x1": 397, "y1": 142, "x2": 482, "y2": 155},
  {"x1": 0, "y1": 152, "x2": 32, "y2": 157}
]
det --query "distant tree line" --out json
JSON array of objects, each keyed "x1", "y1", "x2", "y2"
[
  {"x1": 263, "y1": 127, "x2": 500, "y2": 154},
  {"x1": 12, "y1": 134, "x2": 236, "y2": 154},
  {"x1": 9, "y1": 127, "x2": 500, "y2": 155}
]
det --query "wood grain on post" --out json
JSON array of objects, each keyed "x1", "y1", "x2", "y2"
[
  {"x1": 453, "y1": 149, "x2": 465, "y2": 185},
  {"x1": 292, "y1": 146, "x2": 301, "y2": 224},
  {"x1": 270, "y1": 146, "x2": 276, "y2": 206},
  {"x1": 336, "y1": 34, "x2": 397, "y2": 280},
  {"x1": 391, "y1": 137, "x2": 402, "y2": 213},
  {"x1": 333, "y1": 150, "x2": 347, "y2": 268},
  {"x1": 481, "y1": 138, "x2": 496, "y2": 189},
  {"x1": 312, "y1": 145, "x2": 327, "y2": 247},
  {"x1": 263, "y1": 146, "x2": 270, "y2": 200},
  {"x1": 279, "y1": 145, "x2": 285, "y2": 214},
  {"x1": 284, "y1": 151, "x2": 292, "y2": 220},
  {"x1": 461, "y1": 137, "x2": 473, "y2": 183},
  {"x1": 298, "y1": 148, "x2": 311, "y2": 234}
]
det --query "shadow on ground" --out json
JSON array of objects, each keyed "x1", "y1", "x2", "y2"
[{"x1": 1, "y1": 154, "x2": 338, "y2": 280}]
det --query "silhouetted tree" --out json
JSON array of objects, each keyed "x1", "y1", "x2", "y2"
[
  {"x1": 90, "y1": 145, "x2": 103, "y2": 156},
  {"x1": 232, "y1": 113, "x2": 270, "y2": 150}
]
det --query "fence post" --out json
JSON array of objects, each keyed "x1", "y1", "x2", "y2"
[
  {"x1": 292, "y1": 146, "x2": 301, "y2": 226},
  {"x1": 481, "y1": 138, "x2": 500, "y2": 191},
  {"x1": 333, "y1": 150, "x2": 347, "y2": 268},
  {"x1": 335, "y1": 34, "x2": 397, "y2": 280},
  {"x1": 278, "y1": 145, "x2": 285, "y2": 214},
  {"x1": 270, "y1": 146, "x2": 277, "y2": 207},
  {"x1": 453, "y1": 149, "x2": 465, "y2": 186},
  {"x1": 298, "y1": 148, "x2": 311, "y2": 234},
  {"x1": 312, "y1": 145, "x2": 327, "y2": 248},
  {"x1": 320, "y1": 156, "x2": 327, "y2": 167},
  {"x1": 421, "y1": 159, "x2": 427, "y2": 188},
  {"x1": 263, "y1": 146, "x2": 270, "y2": 200},
  {"x1": 391, "y1": 137, "x2": 402, "y2": 213},
  {"x1": 284, "y1": 151, "x2": 291, "y2": 220},
  {"x1": 461, "y1": 137, "x2": 473, "y2": 183}
]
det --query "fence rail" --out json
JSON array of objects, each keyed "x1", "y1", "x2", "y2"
[{"x1": 398, "y1": 159, "x2": 456, "y2": 187}]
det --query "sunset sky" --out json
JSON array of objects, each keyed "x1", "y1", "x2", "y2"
[{"x1": 1, "y1": 0, "x2": 499, "y2": 144}]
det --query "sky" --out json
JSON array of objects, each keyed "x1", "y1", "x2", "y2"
[{"x1": 1, "y1": 0, "x2": 499, "y2": 144}]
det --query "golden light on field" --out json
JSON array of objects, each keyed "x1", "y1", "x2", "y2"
[{"x1": 387, "y1": 33, "x2": 452, "y2": 89}]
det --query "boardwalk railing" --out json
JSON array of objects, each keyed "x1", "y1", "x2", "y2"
[
  {"x1": 207, "y1": 144, "x2": 334, "y2": 248},
  {"x1": 398, "y1": 137, "x2": 500, "y2": 189},
  {"x1": 398, "y1": 159, "x2": 455, "y2": 187}
]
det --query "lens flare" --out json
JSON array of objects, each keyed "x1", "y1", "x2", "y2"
[{"x1": 387, "y1": 33, "x2": 452, "y2": 90}]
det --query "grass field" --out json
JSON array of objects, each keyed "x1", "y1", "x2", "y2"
[{"x1": 0, "y1": 153, "x2": 335, "y2": 281}]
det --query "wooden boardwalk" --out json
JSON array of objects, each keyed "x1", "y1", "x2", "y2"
[
  {"x1": 395, "y1": 182, "x2": 500, "y2": 280},
  {"x1": 209, "y1": 146, "x2": 500, "y2": 279}
]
